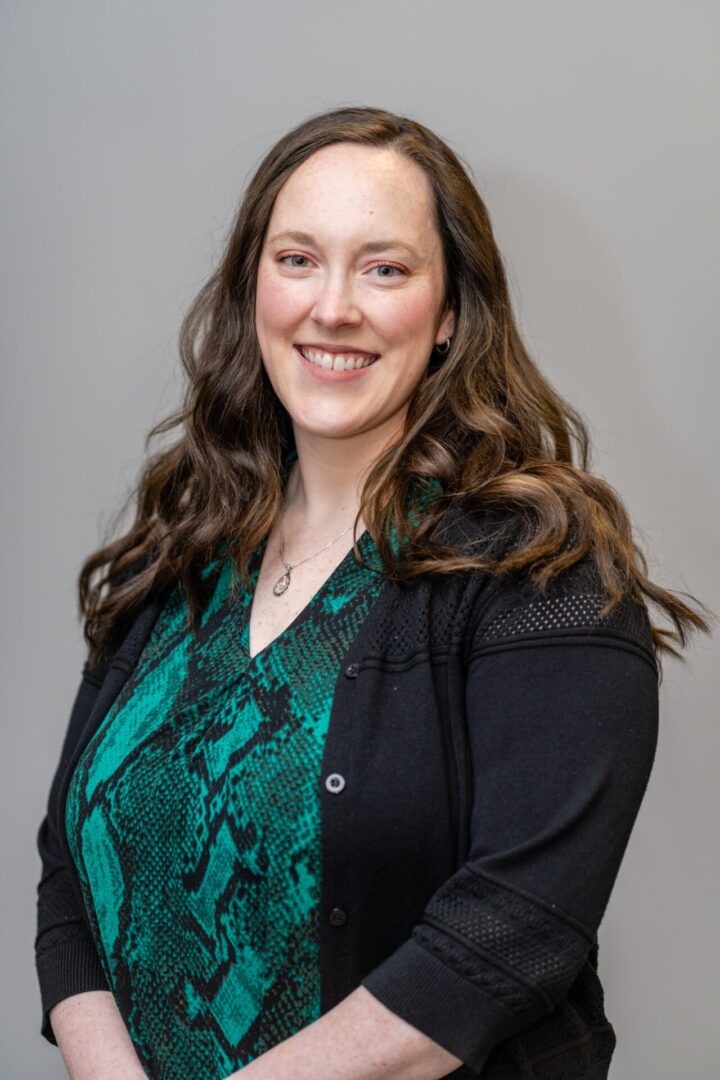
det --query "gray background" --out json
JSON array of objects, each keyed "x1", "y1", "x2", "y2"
[{"x1": 2, "y1": 2, "x2": 718, "y2": 1076}]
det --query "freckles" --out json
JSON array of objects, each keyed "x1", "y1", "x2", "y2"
[
  {"x1": 382, "y1": 289, "x2": 435, "y2": 338},
  {"x1": 257, "y1": 267, "x2": 303, "y2": 329}
]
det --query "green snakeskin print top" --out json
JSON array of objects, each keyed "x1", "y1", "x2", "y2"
[{"x1": 65, "y1": 453, "x2": 439, "y2": 1079}]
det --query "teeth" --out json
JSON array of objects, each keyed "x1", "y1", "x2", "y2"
[{"x1": 299, "y1": 346, "x2": 379, "y2": 371}]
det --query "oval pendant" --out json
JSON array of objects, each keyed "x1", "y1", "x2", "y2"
[{"x1": 273, "y1": 573, "x2": 291, "y2": 596}]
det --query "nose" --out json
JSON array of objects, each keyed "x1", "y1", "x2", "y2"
[{"x1": 310, "y1": 271, "x2": 362, "y2": 329}]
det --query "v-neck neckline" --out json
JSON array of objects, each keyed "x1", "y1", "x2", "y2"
[
  {"x1": 240, "y1": 527, "x2": 373, "y2": 663},
  {"x1": 235, "y1": 446, "x2": 444, "y2": 663}
]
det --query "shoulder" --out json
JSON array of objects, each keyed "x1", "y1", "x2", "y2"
[
  {"x1": 82, "y1": 554, "x2": 170, "y2": 684},
  {"x1": 443, "y1": 507, "x2": 658, "y2": 672},
  {"x1": 474, "y1": 562, "x2": 656, "y2": 675}
]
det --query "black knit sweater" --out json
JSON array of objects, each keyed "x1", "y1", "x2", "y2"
[{"x1": 35, "y1": 507, "x2": 659, "y2": 1078}]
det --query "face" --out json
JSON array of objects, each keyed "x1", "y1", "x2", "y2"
[{"x1": 255, "y1": 143, "x2": 455, "y2": 451}]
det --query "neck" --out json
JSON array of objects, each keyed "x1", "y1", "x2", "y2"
[{"x1": 283, "y1": 423, "x2": 402, "y2": 532}]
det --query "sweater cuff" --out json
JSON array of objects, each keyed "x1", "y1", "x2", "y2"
[
  {"x1": 360, "y1": 936, "x2": 520, "y2": 1075},
  {"x1": 36, "y1": 936, "x2": 110, "y2": 1045}
]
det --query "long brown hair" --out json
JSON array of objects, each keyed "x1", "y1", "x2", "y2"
[{"x1": 78, "y1": 104, "x2": 714, "y2": 673}]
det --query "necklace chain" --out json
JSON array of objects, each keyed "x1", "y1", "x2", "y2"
[
  {"x1": 271, "y1": 457, "x2": 359, "y2": 596},
  {"x1": 272, "y1": 513, "x2": 356, "y2": 597}
]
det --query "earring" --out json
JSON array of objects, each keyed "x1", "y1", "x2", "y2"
[{"x1": 435, "y1": 336, "x2": 452, "y2": 355}]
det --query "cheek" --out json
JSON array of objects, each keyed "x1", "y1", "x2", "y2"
[
  {"x1": 255, "y1": 264, "x2": 304, "y2": 332},
  {"x1": 375, "y1": 288, "x2": 438, "y2": 345}
]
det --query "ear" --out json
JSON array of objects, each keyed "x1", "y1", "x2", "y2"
[{"x1": 436, "y1": 305, "x2": 455, "y2": 346}]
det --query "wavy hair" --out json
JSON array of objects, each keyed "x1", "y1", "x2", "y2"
[{"x1": 78, "y1": 104, "x2": 714, "y2": 673}]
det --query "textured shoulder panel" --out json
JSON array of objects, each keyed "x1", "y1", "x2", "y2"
[
  {"x1": 360, "y1": 505, "x2": 657, "y2": 671},
  {"x1": 360, "y1": 506, "x2": 532, "y2": 662},
  {"x1": 470, "y1": 553, "x2": 657, "y2": 668},
  {"x1": 363, "y1": 571, "x2": 477, "y2": 662}
]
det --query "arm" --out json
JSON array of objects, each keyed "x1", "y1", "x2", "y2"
[
  {"x1": 50, "y1": 991, "x2": 147, "y2": 1080},
  {"x1": 231, "y1": 563, "x2": 659, "y2": 1077},
  {"x1": 35, "y1": 659, "x2": 113, "y2": 1040},
  {"x1": 232, "y1": 986, "x2": 463, "y2": 1079},
  {"x1": 358, "y1": 572, "x2": 659, "y2": 1072},
  {"x1": 35, "y1": 657, "x2": 145, "y2": 1075}
]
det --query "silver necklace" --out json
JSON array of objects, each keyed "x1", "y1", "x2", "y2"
[{"x1": 272, "y1": 517, "x2": 356, "y2": 596}]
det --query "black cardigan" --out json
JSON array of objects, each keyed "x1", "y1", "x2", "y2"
[{"x1": 34, "y1": 510, "x2": 659, "y2": 1078}]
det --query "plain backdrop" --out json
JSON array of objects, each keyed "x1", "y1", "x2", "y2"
[{"x1": 2, "y1": 2, "x2": 718, "y2": 1077}]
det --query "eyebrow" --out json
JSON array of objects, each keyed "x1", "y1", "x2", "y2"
[{"x1": 268, "y1": 230, "x2": 423, "y2": 259}]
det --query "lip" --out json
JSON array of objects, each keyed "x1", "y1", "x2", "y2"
[
  {"x1": 295, "y1": 342, "x2": 380, "y2": 357},
  {"x1": 294, "y1": 344, "x2": 379, "y2": 381}
]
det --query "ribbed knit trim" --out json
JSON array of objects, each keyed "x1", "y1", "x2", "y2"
[
  {"x1": 36, "y1": 937, "x2": 110, "y2": 1044},
  {"x1": 361, "y1": 936, "x2": 519, "y2": 1074}
]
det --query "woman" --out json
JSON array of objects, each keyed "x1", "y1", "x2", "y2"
[{"x1": 34, "y1": 105, "x2": 712, "y2": 1080}]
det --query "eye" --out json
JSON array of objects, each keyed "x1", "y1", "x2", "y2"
[
  {"x1": 279, "y1": 253, "x2": 312, "y2": 268},
  {"x1": 369, "y1": 263, "x2": 407, "y2": 278},
  {"x1": 277, "y1": 254, "x2": 408, "y2": 278}
]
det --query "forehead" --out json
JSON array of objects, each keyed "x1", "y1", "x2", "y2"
[{"x1": 268, "y1": 144, "x2": 439, "y2": 248}]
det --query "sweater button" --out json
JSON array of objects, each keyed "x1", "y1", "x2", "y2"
[
  {"x1": 344, "y1": 662, "x2": 359, "y2": 678},
  {"x1": 329, "y1": 907, "x2": 347, "y2": 926},
  {"x1": 325, "y1": 773, "x2": 346, "y2": 793}
]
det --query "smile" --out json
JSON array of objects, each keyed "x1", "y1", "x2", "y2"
[{"x1": 297, "y1": 345, "x2": 380, "y2": 371}]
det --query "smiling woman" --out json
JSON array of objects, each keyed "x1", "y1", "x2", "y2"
[
  {"x1": 34, "y1": 105, "x2": 713, "y2": 1080},
  {"x1": 255, "y1": 142, "x2": 453, "y2": 424}
]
